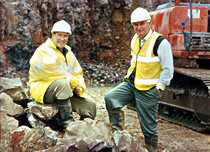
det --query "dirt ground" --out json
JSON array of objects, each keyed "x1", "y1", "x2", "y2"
[{"x1": 85, "y1": 84, "x2": 210, "y2": 152}]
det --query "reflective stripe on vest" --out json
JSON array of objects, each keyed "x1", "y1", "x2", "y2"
[
  {"x1": 131, "y1": 34, "x2": 138, "y2": 56},
  {"x1": 129, "y1": 32, "x2": 162, "y2": 90},
  {"x1": 32, "y1": 44, "x2": 81, "y2": 83}
]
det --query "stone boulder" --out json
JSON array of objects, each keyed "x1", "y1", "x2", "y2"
[
  {"x1": 112, "y1": 130, "x2": 146, "y2": 152},
  {"x1": 27, "y1": 101, "x2": 59, "y2": 128},
  {"x1": 0, "y1": 77, "x2": 30, "y2": 107},
  {"x1": 27, "y1": 101, "x2": 58, "y2": 121},
  {"x1": 42, "y1": 119, "x2": 115, "y2": 152},
  {"x1": 0, "y1": 92, "x2": 24, "y2": 117},
  {"x1": 0, "y1": 111, "x2": 19, "y2": 152},
  {"x1": 11, "y1": 126, "x2": 58, "y2": 152}
]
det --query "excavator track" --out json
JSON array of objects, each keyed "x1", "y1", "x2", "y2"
[
  {"x1": 174, "y1": 67, "x2": 210, "y2": 95},
  {"x1": 158, "y1": 101, "x2": 209, "y2": 133},
  {"x1": 157, "y1": 67, "x2": 210, "y2": 132}
]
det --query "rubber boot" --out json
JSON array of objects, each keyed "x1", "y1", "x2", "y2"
[
  {"x1": 108, "y1": 111, "x2": 125, "y2": 132},
  {"x1": 57, "y1": 98, "x2": 74, "y2": 129},
  {"x1": 145, "y1": 137, "x2": 158, "y2": 152}
]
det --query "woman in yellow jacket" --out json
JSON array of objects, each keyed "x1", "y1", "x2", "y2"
[{"x1": 28, "y1": 20, "x2": 96, "y2": 131}]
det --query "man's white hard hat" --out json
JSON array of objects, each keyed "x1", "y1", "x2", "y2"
[
  {"x1": 131, "y1": 7, "x2": 151, "y2": 24},
  {"x1": 51, "y1": 20, "x2": 72, "y2": 35}
]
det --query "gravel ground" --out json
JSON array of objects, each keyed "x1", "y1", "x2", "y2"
[
  {"x1": 86, "y1": 84, "x2": 210, "y2": 152},
  {"x1": 1, "y1": 66, "x2": 209, "y2": 151}
]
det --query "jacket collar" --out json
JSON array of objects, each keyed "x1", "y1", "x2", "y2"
[
  {"x1": 46, "y1": 38, "x2": 57, "y2": 49},
  {"x1": 46, "y1": 38, "x2": 69, "y2": 56}
]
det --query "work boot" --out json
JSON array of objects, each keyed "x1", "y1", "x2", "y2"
[
  {"x1": 108, "y1": 111, "x2": 125, "y2": 132},
  {"x1": 54, "y1": 117, "x2": 65, "y2": 132},
  {"x1": 57, "y1": 98, "x2": 74, "y2": 129},
  {"x1": 145, "y1": 137, "x2": 158, "y2": 152}
]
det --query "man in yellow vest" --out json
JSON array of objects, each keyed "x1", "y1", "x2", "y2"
[
  {"x1": 28, "y1": 20, "x2": 96, "y2": 131},
  {"x1": 105, "y1": 8, "x2": 174, "y2": 152}
]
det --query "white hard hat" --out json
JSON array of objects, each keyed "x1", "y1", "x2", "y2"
[
  {"x1": 51, "y1": 20, "x2": 72, "y2": 34},
  {"x1": 131, "y1": 7, "x2": 151, "y2": 24}
]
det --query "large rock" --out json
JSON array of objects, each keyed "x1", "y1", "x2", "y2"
[
  {"x1": 0, "y1": 92, "x2": 24, "y2": 117},
  {"x1": 11, "y1": 126, "x2": 58, "y2": 152},
  {"x1": 27, "y1": 101, "x2": 58, "y2": 121},
  {"x1": 43, "y1": 119, "x2": 115, "y2": 152},
  {"x1": 0, "y1": 77, "x2": 29, "y2": 107},
  {"x1": 0, "y1": 111, "x2": 19, "y2": 133},
  {"x1": 64, "y1": 119, "x2": 114, "y2": 151},
  {"x1": 0, "y1": 111, "x2": 19, "y2": 152},
  {"x1": 27, "y1": 111, "x2": 47, "y2": 128},
  {"x1": 26, "y1": 101, "x2": 59, "y2": 128},
  {"x1": 11, "y1": 126, "x2": 32, "y2": 152},
  {"x1": 112, "y1": 130, "x2": 146, "y2": 152}
]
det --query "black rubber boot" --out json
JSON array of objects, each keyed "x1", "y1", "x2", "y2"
[
  {"x1": 145, "y1": 137, "x2": 158, "y2": 152},
  {"x1": 108, "y1": 111, "x2": 125, "y2": 132},
  {"x1": 57, "y1": 98, "x2": 74, "y2": 129},
  {"x1": 54, "y1": 117, "x2": 65, "y2": 132}
]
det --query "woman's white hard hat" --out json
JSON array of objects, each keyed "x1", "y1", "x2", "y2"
[
  {"x1": 131, "y1": 7, "x2": 151, "y2": 24},
  {"x1": 51, "y1": 20, "x2": 72, "y2": 35}
]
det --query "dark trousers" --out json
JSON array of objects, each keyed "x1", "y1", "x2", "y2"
[{"x1": 105, "y1": 80, "x2": 163, "y2": 137}]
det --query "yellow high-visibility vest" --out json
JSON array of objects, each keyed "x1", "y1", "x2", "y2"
[{"x1": 125, "y1": 32, "x2": 163, "y2": 90}]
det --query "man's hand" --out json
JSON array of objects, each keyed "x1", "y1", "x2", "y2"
[
  {"x1": 156, "y1": 88, "x2": 162, "y2": 94},
  {"x1": 74, "y1": 84, "x2": 82, "y2": 96}
]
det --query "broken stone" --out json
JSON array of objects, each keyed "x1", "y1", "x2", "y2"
[
  {"x1": 0, "y1": 111, "x2": 19, "y2": 133},
  {"x1": 0, "y1": 92, "x2": 24, "y2": 117},
  {"x1": 112, "y1": 130, "x2": 146, "y2": 152},
  {"x1": 27, "y1": 101, "x2": 59, "y2": 121},
  {"x1": 11, "y1": 126, "x2": 32, "y2": 151},
  {"x1": 0, "y1": 111, "x2": 18, "y2": 152},
  {"x1": 0, "y1": 77, "x2": 29, "y2": 107},
  {"x1": 27, "y1": 112, "x2": 47, "y2": 128},
  {"x1": 40, "y1": 126, "x2": 59, "y2": 139},
  {"x1": 12, "y1": 127, "x2": 57, "y2": 152},
  {"x1": 63, "y1": 119, "x2": 115, "y2": 151},
  {"x1": 44, "y1": 138, "x2": 89, "y2": 152}
]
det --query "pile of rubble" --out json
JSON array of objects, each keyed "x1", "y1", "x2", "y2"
[
  {"x1": 0, "y1": 77, "x2": 146, "y2": 152},
  {"x1": 81, "y1": 61, "x2": 129, "y2": 84}
]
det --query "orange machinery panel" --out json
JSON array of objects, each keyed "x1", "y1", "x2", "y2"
[
  {"x1": 150, "y1": 6, "x2": 209, "y2": 59},
  {"x1": 150, "y1": 6, "x2": 209, "y2": 39}
]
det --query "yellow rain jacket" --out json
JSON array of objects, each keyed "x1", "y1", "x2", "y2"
[
  {"x1": 125, "y1": 31, "x2": 163, "y2": 90},
  {"x1": 28, "y1": 38, "x2": 87, "y2": 104}
]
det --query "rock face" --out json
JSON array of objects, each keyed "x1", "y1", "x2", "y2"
[
  {"x1": 0, "y1": 0, "x2": 173, "y2": 74},
  {"x1": 1, "y1": 0, "x2": 209, "y2": 75}
]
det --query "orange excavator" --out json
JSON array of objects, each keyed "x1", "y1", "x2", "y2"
[{"x1": 129, "y1": 0, "x2": 210, "y2": 132}]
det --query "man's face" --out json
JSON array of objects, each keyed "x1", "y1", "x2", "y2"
[
  {"x1": 133, "y1": 20, "x2": 150, "y2": 39},
  {"x1": 52, "y1": 32, "x2": 69, "y2": 50}
]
